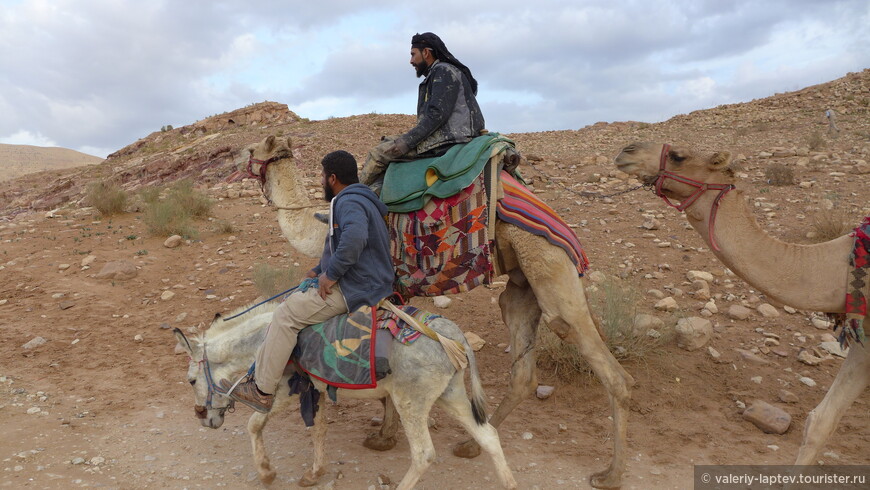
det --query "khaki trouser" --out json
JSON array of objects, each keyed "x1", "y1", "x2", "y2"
[
  {"x1": 359, "y1": 136, "x2": 419, "y2": 195},
  {"x1": 254, "y1": 284, "x2": 348, "y2": 394}
]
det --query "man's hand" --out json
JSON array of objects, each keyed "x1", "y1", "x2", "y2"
[
  {"x1": 305, "y1": 269, "x2": 317, "y2": 279},
  {"x1": 317, "y1": 273, "x2": 336, "y2": 300},
  {"x1": 383, "y1": 139, "x2": 410, "y2": 158}
]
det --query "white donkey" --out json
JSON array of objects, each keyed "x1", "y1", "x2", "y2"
[{"x1": 174, "y1": 302, "x2": 516, "y2": 489}]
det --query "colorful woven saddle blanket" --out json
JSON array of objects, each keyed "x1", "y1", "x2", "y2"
[
  {"x1": 381, "y1": 132, "x2": 515, "y2": 213},
  {"x1": 496, "y1": 170, "x2": 590, "y2": 276},
  {"x1": 292, "y1": 304, "x2": 441, "y2": 389},
  {"x1": 389, "y1": 170, "x2": 494, "y2": 297},
  {"x1": 833, "y1": 216, "x2": 870, "y2": 347}
]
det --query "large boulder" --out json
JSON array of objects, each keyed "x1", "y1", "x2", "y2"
[
  {"x1": 674, "y1": 317, "x2": 713, "y2": 351},
  {"x1": 95, "y1": 261, "x2": 138, "y2": 280}
]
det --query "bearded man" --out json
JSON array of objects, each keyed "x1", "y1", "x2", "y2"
[{"x1": 360, "y1": 32, "x2": 485, "y2": 194}]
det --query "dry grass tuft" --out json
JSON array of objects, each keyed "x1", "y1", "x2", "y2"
[
  {"x1": 810, "y1": 207, "x2": 855, "y2": 242},
  {"x1": 536, "y1": 276, "x2": 666, "y2": 382},
  {"x1": 142, "y1": 180, "x2": 212, "y2": 238},
  {"x1": 252, "y1": 263, "x2": 300, "y2": 298},
  {"x1": 764, "y1": 163, "x2": 794, "y2": 186},
  {"x1": 805, "y1": 130, "x2": 826, "y2": 151},
  {"x1": 86, "y1": 181, "x2": 128, "y2": 216}
]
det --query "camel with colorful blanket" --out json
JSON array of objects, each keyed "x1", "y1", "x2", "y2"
[
  {"x1": 614, "y1": 142, "x2": 869, "y2": 467},
  {"x1": 243, "y1": 134, "x2": 634, "y2": 489}
]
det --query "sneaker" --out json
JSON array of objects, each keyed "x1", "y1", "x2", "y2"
[{"x1": 219, "y1": 377, "x2": 273, "y2": 413}]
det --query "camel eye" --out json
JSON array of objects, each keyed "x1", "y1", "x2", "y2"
[
  {"x1": 670, "y1": 151, "x2": 686, "y2": 163},
  {"x1": 622, "y1": 145, "x2": 636, "y2": 153},
  {"x1": 189, "y1": 379, "x2": 196, "y2": 386}
]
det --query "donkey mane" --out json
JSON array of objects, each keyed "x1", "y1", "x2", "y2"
[{"x1": 196, "y1": 301, "x2": 280, "y2": 343}]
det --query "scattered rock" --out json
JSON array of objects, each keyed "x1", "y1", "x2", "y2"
[
  {"x1": 819, "y1": 341, "x2": 848, "y2": 358},
  {"x1": 810, "y1": 317, "x2": 832, "y2": 330},
  {"x1": 757, "y1": 303, "x2": 779, "y2": 318},
  {"x1": 734, "y1": 348, "x2": 772, "y2": 365},
  {"x1": 742, "y1": 400, "x2": 791, "y2": 434},
  {"x1": 674, "y1": 317, "x2": 713, "y2": 351},
  {"x1": 687, "y1": 270, "x2": 714, "y2": 282},
  {"x1": 727, "y1": 305, "x2": 752, "y2": 320},
  {"x1": 587, "y1": 271, "x2": 607, "y2": 283},
  {"x1": 23, "y1": 337, "x2": 47, "y2": 349},
  {"x1": 654, "y1": 297, "x2": 678, "y2": 312},
  {"x1": 521, "y1": 432, "x2": 534, "y2": 440},
  {"x1": 797, "y1": 349, "x2": 824, "y2": 366},
  {"x1": 95, "y1": 261, "x2": 138, "y2": 280},
  {"x1": 799, "y1": 376, "x2": 817, "y2": 387},
  {"x1": 536, "y1": 385, "x2": 555, "y2": 400},
  {"x1": 633, "y1": 314, "x2": 664, "y2": 335},
  {"x1": 778, "y1": 390, "x2": 799, "y2": 404},
  {"x1": 160, "y1": 290, "x2": 175, "y2": 301},
  {"x1": 433, "y1": 296, "x2": 452, "y2": 309},
  {"x1": 164, "y1": 235, "x2": 183, "y2": 248},
  {"x1": 463, "y1": 332, "x2": 485, "y2": 351},
  {"x1": 81, "y1": 255, "x2": 97, "y2": 267}
]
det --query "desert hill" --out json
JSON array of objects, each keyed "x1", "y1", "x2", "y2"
[
  {"x1": 0, "y1": 143, "x2": 103, "y2": 183},
  {"x1": 0, "y1": 69, "x2": 868, "y2": 488}
]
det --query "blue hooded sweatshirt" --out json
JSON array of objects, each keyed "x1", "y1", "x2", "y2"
[{"x1": 312, "y1": 183, "x2": 394, "y2": 311}]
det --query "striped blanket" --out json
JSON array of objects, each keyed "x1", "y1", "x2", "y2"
[
  {"x1": 835, "y1": 216, "x2": 870, "y2": 347},
  {"x1": 496, "y1": 170, "x2": 589, "y2": 276}
]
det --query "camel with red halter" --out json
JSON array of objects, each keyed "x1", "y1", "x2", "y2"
[{"x1": 614, "y1": 142, "x2": 868, "y2": 466}]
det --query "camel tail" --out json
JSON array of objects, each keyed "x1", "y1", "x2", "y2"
[{"x1": 465, "y1": 342, "x2": 489, "y2": 426}]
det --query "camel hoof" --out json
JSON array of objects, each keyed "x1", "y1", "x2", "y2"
[
  {"x1": 298, "y1": 468, "x2": 326, "y2": 487},
  {"x1": 589, "y1": 468, "x2": 622, "y2": 489},
  {"x1": 452, "y1": 439, "x2": 482, "y2": 459},
  {"x1": 363, "y1": 432, "x2": 397, "y2": 451},
  {"x1": 259, "y1": 469, "x2": 276, "y2": 485}
]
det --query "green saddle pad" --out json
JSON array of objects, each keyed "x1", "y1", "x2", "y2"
[{"x1": 381, "y1": 133, "x2": 514, "y2": 213}]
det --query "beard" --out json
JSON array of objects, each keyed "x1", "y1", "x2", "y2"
[
  {"x1": 323, "y1": 183, "x2": 335, "y2": 202},
  {"x1": 413, "y1": 59, "x2": 429, "y2": 78}
]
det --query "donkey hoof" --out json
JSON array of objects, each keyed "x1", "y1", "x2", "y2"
[
  {"x1": 363, "y1": 433, "x2": 397, "y2": 451},
  {"x1": 452, "y1": 438, "x2": 482, "y2": 459},
  {"x1": 589, "y1": 468, "x2": 622, "y2": 489},
  {"x1": 298, "y1": 468, "x2": 326, "y2": 487}
]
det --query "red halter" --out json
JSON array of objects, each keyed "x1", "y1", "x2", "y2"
[
  {"x1": 653, "y1": 144, "x2": 735, "y2": 251},
  {"x1": 246, "y1": 155, "x2": 282, "y2": 186}
]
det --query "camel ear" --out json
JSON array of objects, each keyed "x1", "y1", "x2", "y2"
[
  {"x1": 708, "y1": 151, "x2": 731, "y2": 169},
  {"x1": 286, "y1": 136, "x2": 293, "y2": 149},
  {"x1": 264, "y1": 135, "x2": 276, "y2": 153}
]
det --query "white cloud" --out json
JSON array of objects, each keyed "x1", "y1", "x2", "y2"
[{"x1": 0, "y1": 130, "x2": 57, "y2": 147}]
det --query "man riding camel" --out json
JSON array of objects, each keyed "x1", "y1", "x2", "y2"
[{"x1": 360, "y1": 32, "x2": 486, "y2": 195}]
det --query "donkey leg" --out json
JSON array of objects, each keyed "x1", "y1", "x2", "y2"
[
  {"x1": 298, "y1": 398, "x2": 328, "y2": 486},
  {"x1": 454, "y1": 272, "x2": 541, "y2": 459},
  {"x1": 795, "y1": 344, "x2": 870, "y2": 465},
  {"x1": 248, "y1": 411, "x2": 277, "y2": 485},
  {"x1": 363, "y1": 396, "x2": 400, "y2": 451},
  {"x1": 392, "y1": 390, "x2": 440, "y2": 490},
  {"x1": 437, "y1": 376, "x2": 517, "y2": 489}
]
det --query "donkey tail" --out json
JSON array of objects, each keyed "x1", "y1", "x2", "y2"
[{"x1": 464, "y1": 341, "x2": 489, "y2": 426}]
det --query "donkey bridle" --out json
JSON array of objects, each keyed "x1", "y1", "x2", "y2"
[
  {"x1": 652, "y1": 143, "x2": 735, "y2": 251},
  {"x1": 193, "y1": 343, "x2": 234, "y2": 419}
]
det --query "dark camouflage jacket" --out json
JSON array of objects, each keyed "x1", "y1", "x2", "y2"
[{"x1": 398, "y1": 60, "x2": 485, "y2": 155}]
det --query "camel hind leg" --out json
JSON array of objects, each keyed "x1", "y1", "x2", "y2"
[
  {"x1": 795, "y1": 342, "x2": 870, "y2": 465},
  {"x1": 508, "y1": 225, "x2": 633, "y2": 489},
  {"x1": 453, "y1": 269, "x2": 541, "y2": 459}
]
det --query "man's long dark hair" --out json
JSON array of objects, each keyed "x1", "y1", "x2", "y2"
[{"x1": 411, "y1": 32, "x2": 478, "y2": 95}]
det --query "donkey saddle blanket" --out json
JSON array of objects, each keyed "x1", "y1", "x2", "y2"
[{"x1": 292, "y1": 304, "x2": 442, "y2": 389}]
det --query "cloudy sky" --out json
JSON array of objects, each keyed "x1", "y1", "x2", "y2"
[{"x1": 1, "y1": 0, "x2": 868, "y2": 158}]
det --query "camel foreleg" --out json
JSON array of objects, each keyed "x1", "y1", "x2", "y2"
[
  {"x1": 794, "y1": 343, "x2": 869, "y2": 465},
  {"x1": 363, "y1": 396, "x2": 400, "y2": 451}
]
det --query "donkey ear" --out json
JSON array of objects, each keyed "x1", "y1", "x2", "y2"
[
  {"x1": 708, "y1": 151, "x2": 731, "y2": 169},
  {"x1": 173, "y1": 328, "x2": 194, "y2": 357},
  {"x1": 264, "y1": 135, "x2": 276, "y2": 153}
]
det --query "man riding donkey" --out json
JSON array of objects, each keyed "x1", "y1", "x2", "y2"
[{"x1": 222, "y1": 150, "x2": 394, "y2": 411}]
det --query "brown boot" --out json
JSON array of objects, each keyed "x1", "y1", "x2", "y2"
[{"x1": 220, "y1": 377, "x2": 273, "y2": 413}]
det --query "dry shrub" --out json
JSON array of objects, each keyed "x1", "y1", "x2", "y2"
[
  {"x1": 810, "y1": 207, "x2": 855, "y2": 242},
  {"x1": 86, "y1": 181, "x2": 128, "y2": 216},
  {"x1": 142, "y1": 180, "x2": 212, "y2": 238},
  {"x1": 764, "y1": 163, "x2": 794, "y2": 186},
  {"x1": 252, "y1": 263, "x2": 300, "y2": 297},
  {"x1": 213, "y1": 219, "x2": 235, "y2": 234},
  {"x1": 536, "y1": 276, "x2": 666, "y2": 381},
  {"x1": 805, "y1": 130, "x2": 826, "y2": 151}
]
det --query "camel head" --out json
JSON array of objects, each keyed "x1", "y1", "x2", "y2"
[
  {"x1": 242, "y1": 134, "x2": 300, "y2": 205},
  {"x1": 614, "y1": 142, "x2": 735, "y2": 203}
]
